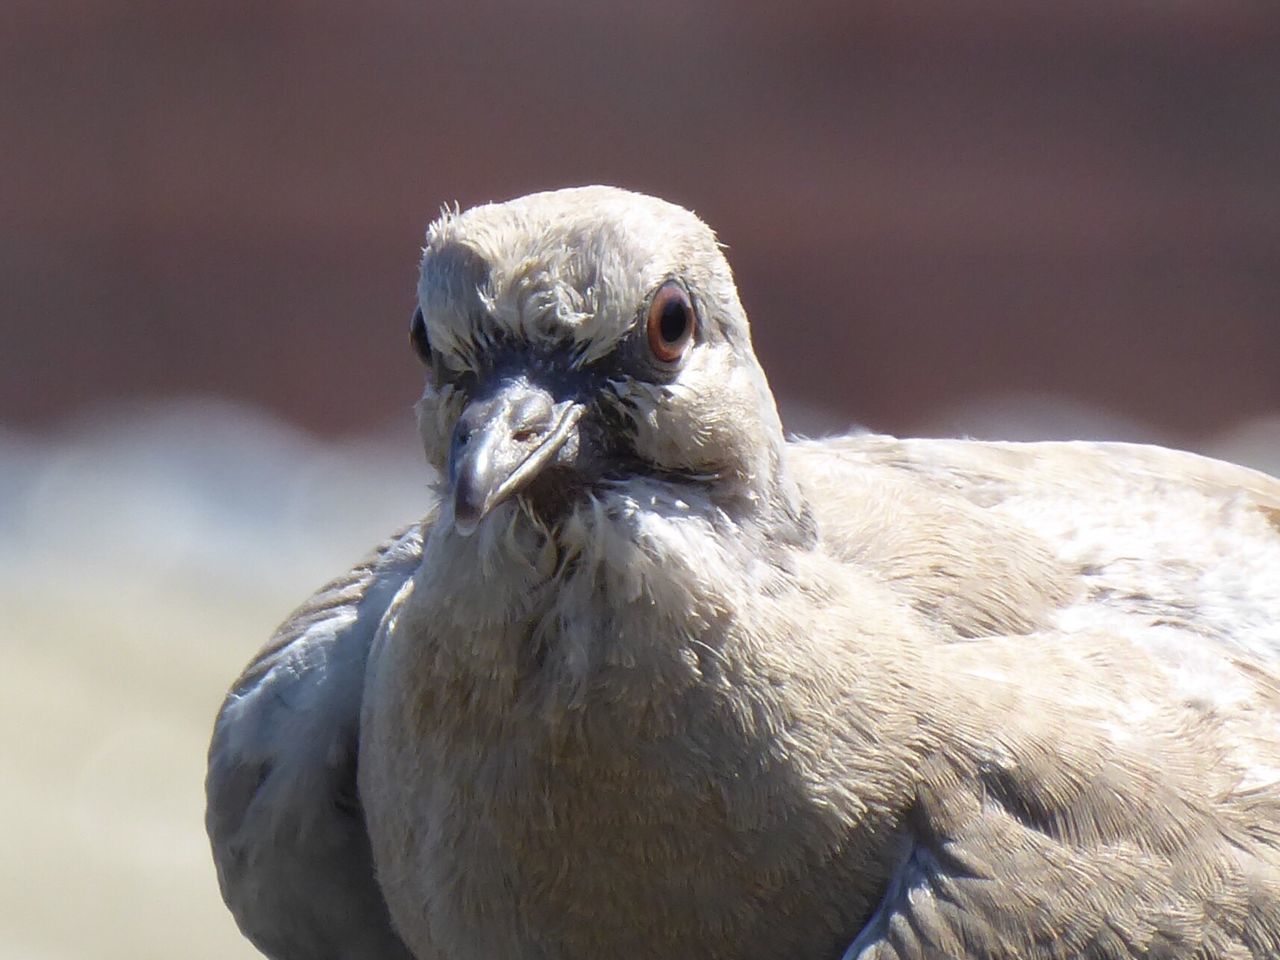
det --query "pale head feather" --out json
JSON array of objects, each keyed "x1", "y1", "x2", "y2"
[{"x1": 413, "y1": 185, "x2": 802, "y2": 530}]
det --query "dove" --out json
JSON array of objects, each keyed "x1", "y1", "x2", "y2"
[{"x1": 207, "y1": 186, "x2": 1280, "y2": 960}]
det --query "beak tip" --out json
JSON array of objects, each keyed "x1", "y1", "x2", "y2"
[{"x1": 452, "y1": 489, "x2": 485, "y2": 537}]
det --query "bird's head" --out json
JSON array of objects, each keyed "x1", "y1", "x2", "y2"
[{"x1": 412, "y1": 186, "x2": 803, "y2": 540}]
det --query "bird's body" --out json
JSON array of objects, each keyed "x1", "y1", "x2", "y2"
[{"x1": 207, "y1": 187, "x2": 1280, "y2": 959}]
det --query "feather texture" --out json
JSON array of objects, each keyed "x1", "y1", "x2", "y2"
[
  {"x1": 207, "y1": 525, "x2": 423, "y2": 960},
  {"x1": 207, "y1": 188, "x2": 1280, "y2": 960}
]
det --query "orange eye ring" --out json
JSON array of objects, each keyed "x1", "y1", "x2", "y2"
[{"x1": 646, "y1": 281, "x2": 695, "y2": 363}]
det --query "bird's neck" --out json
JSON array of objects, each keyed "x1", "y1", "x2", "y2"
[
  {"x1": 408, "y1": 477, "x2": 812, "y2": 704},
  {"x1": 369, "y1": 492, "x2": 930, "y2": 958},
  {"x1": 391, "y1": 477, "x2": 933, "y2": 791},
  {"x1": 719, "y1": 424, "x2": 816, "y2": 549}
]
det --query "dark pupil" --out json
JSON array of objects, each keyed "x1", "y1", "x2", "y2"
[{"x1": 658, "y1": 297, "x2": 689, "y2": 344}]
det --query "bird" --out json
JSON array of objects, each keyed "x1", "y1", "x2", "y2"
[{"x1": 206, "y1": 186, "x2": 1280, "y2": 960}]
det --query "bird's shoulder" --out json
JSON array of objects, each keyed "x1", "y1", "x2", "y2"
[
  {"x1": 796, "y1": 432, "x2": 1280, "y2": 537},
  {"x1": 789, "y1": 432, "x2": 1280, "y2": 655},
  {"x1": 791, "y1": 434, "x2": 1280, "y2": 958},
  {"x1": 205, "y1": 522, "x2": 425, "y2": 960}
]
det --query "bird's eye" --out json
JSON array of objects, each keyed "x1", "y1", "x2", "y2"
[
  {"x1": 409, "y1": 307, "x2": 432, "y2": 365},
  {"x1": 646, "y1": 281, "x2": 695, "y2": 363}
]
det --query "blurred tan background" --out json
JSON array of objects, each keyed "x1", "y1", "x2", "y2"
[{"x1": 3, "y1": 3, "x2": 1279, "y2": 959}]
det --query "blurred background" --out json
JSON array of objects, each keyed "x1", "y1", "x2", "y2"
[{"x1": 3, "y1": 2, "x2": 1279, "y2": 958}]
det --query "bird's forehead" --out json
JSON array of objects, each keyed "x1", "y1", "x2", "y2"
[{"x1": 418, "y1": 187, "x2": 723, "y2": 364}]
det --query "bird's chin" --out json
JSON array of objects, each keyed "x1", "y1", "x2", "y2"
[
  {"x1": 449, "y1": 467, "x2": 590, "y2": 538},
  {"x1": 514, "y1": 468, "x2": 592, "y2": 528}
]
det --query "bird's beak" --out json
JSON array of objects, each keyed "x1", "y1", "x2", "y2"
[{"x1": 448, "y1": 378, "x2": 586, "y2": 536}]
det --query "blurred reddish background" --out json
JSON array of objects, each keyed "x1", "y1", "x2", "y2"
[
  {"x1": 4, "y1": 7, "x2": 1280, "y2": 958},
  {"x1": 6, "y1": 0, "x2": 1279, "y2": 443}
]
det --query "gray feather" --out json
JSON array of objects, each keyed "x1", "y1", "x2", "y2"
[{"x1": 206, "y1": 525, "x2": 424, "y2": 960}]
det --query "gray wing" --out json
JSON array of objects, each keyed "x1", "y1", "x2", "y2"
[
  {"x1": 840, "y1": 768, "x2": 1280, "y2": 960},
  {"x1": 206, "y1": 524, "x2": 424, "y2": 960},
  {"x1": 795, "y1": 436, "x2": 1280, "y2": 959}
]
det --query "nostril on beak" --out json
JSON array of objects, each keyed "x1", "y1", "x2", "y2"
[{"x1": 510, "y1": 392, "x2": 554, "y2": 445}]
